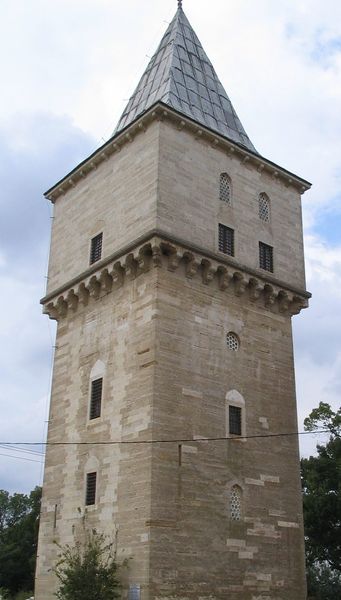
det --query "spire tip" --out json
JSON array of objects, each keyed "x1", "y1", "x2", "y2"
[{"x1": 178, "y1": 0, "x2": 183, "y2": 9}]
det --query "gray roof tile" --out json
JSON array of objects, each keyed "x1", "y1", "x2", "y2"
[{"x1": 114, "y1": 7, "x2": 257, "y2": 153}]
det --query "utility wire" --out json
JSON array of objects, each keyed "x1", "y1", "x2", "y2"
[
  {"x1": 0, "y1": 444, "x2": 45, "y2": 457},
  {"x1": 0, "y1": 429, "x2": 329, "y2": 447},
  {"x1": 0, "y1": 452, "x2": 43, "y2": 464}
]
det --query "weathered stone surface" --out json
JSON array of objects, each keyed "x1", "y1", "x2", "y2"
[
  {"x1": 36, "y1": 115, "x2": 308, "y2": 599},
  {"x1": 157, "y1": 122, "x2": 307, "y2": 292}
]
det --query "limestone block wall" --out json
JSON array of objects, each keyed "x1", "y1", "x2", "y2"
[
  {"x1": 47, "y1": 121, "x2": 160, "y2": 294},
  {"x1": 36, "y1": 248, "x2": 307, "y2": 600},
  {"x1": 38, "y1": 110, "x2": 308, "y2": 600},
  {"x1": 35, "y1": 270, "x2": 158, "y2": 600},
  {"x1": 157, "y1": 121, "x2": 306, "y2": 292},
  {"x1": 148, "y1": 266, "x2": 306, "y2": 599}
]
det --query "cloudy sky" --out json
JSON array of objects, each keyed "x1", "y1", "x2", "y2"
[{"x1": 0, "y1": 0, "x2": 340, "y2": 494}]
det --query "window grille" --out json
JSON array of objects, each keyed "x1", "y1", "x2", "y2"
[
  {"x1": 220, "y1": 173, "x2": 232, "y2": 205},
  {"x1": 226, "y1": 332, "x2": 239, "y2": 351},
  {"x1": 230, "y1": 485, "x2": 242, "y2": 521},
  {"x1": 219, "y1": 224, "x2": 234, "y2": 256},
  {"x1": 229, "y1": 405, "x2": 242, "y2": 435},
  {"x1": 259, "y1": 193, "x2": 270, "y2": 222},
  {"x1": 85, "y1": 472, "x2": 97, "y2": 506},
  {"x1": 90, "y1": 233, "x2": 103, "y2": 265},
  {"x1": 259, "y1": 242, "x2": 273, "y2": 272},
  {"x1": 90, "y1": 378, "x2": 103, "y2": 420}
]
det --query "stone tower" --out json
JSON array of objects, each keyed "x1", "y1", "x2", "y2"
[{"x1": 35, "y1": 5, "x2": 311, "y2": 600}]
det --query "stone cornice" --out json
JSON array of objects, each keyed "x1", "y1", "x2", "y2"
[
  {"x1": 41, "y1": 231, "x2": 310, "y2": 321},
  {"x1": 44, "y1": 103, "x2": 311, "y2": 203}
]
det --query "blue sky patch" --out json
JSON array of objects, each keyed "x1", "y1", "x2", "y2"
[
  {"x1": 310, "y1": 33, "x2": 341, "y2": 64},
  {"x1": 314, "y1": 202, "x2": 341, "y2": 246}
]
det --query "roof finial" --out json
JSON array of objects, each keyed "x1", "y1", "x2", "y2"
[{"x1": 178, "y1": 0, "x2": 183, "y2": 9}]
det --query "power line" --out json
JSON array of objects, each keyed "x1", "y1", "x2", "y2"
[
  {"x1": 0, "y1": 452, "x2": 43, "y2": 464},
  {"x1": 0, "y1": 444, "x2": 45, "y2": 457},
  {"x1": 0, "y1": 429, "x2": 330, "y2": 448}
]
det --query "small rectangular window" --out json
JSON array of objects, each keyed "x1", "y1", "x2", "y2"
[
  {"x1": 259, "y1": 242, "x2": 273, "y2": 272},
  {"x1": 219, "y1": 224, "x2": 234, "y2": 256},
  {"x1": 85, "y1": 472, "x2": 97, "y2": 506},
  {"x1": 178, "y1": 444, "x2": 182, "y2": 467},
  {"x1": 90, "y1": 378, "x2": 103, "y2": 420},
  {"x1": 229, "y1": 406, "x2": 242, "y2": 436},
  {"x1": 90, "y1": 233, "x2": 103, "y2": 265}
]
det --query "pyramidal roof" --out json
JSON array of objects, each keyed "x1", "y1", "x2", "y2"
[{"x1": 115, "y1": 6, "x2": 257, "y2": 153}]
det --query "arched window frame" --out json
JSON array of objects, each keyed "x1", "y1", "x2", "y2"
[
  {"x1": 258, "y1": 192, "x2": 271, "y2": 223},
  {"x1": 219, "y1": 173, "x2": 232, "y2": 206},
  {"x1": 84, "y1": 455, "x2": 100, "y2": 508},
  {"x1": 88, "y1": 360, "x2": 106, "y2": 422},
  {"x1": 226, "y1": 390, "x2": 246, "y2": 438},
  {"x1": 226, "y1": 331, "x2": 240, "y2": 351},
  {"x1": 229, "y1": 484, "x2": 243, "y2": 521}
]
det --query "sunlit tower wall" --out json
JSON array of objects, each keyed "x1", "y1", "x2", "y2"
[{"x1": 35, "y1": 5, "x2": 311, "y2": 600}]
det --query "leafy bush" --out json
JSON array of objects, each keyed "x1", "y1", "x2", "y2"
[{"x1": 54, "y1": 532, "x2": 121, "y2": 600}]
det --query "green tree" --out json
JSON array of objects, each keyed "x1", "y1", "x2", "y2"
[
  {"x1": 54, "y1": 531, "x2": 121, "y2": 600},
  {"x1": 304, "y1": 402, "x2": 341, "y2": 438},
  {"x1": 301, "y1": 403, "x2": 341, "y2": 598},
  {"x1": 306, "y1": 563, "x2": 341, "y2": 600},
  {"x1": 0, "y1": 487, "x2": 41, "y2": 597}
]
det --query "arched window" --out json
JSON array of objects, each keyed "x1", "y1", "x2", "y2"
[
  {"x1": 226, "y1": 390, "x2": 245, "y2": 437},
  {"x1": 230, "y1": 485, "x2": 242, "y2": 521},
  {"x1": 85, "y1": 472, "x2": 97, "y2": 506},
  {"x1": 226, "y1": 332, "x2": 239, "y2": 351},
  {"x1": 259, "y1": 192, "x2": 270, "y2": 222},
  {"x1": 89, "y1": 360, "x2": 106, "y2": 421},
  {"x1": 220, "y1": 173, "x2": 232, "y2": 205},
  {"x1": 84, "y1": 456, "x2": 99, "y2": 507}
]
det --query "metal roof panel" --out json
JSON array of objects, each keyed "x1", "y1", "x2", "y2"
[{"x1": 114, "y1": 7, "x2": 257, "y2": 153}]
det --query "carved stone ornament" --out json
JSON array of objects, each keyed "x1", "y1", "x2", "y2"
[{"x1": 41, "y1": 236, "x2": 309, "y2": 321}]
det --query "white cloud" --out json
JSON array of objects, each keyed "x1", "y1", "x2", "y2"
[
  {"x1": 0, "y1": 112, "x2": 93, "y2": 492},
  {"x1": 0, "y1": 275, "x2": 52, "y2": 493},
  {"x1": 1, "y1": 0, "x2": 341, "y2": 205},
  {"x1": 305, "y1": 234, "x2": 341, "y2": 283},
  {"x1": 0, "y1": 0, "x2": 341, "y2": 490},
  {"x1": 294, "y1": 231, "x2": 341, "y2": 456}
]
